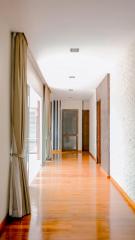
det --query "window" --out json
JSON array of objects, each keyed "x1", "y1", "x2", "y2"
[{"x1": 27, "y1": 86, "x2": 42, "y2": 184}]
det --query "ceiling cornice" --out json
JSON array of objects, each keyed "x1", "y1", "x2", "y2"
[{"x1": 27, "y1": 48, "x2": 51, "y2": 92}]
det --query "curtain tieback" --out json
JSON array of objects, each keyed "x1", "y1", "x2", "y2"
[{"x1": 10, "y1": 153, "x2": 24, "y2": 159}]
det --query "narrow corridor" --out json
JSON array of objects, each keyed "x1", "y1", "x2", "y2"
[{"x1": 1, "y1": 152, "x2": 135, "y2": 240}]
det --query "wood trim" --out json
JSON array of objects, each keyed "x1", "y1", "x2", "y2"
[
  {"x1": 110, "y1": 177, "x2": 135, "y2": 212},
  {"x1": 100, "y1": 166, "x2": 110, "y2": 179},
  {"x1": 62, "y1": 150, "x2": 82, "y2": 153},
  {"x1": 89, "y1": 152, "x2": 96, "y2": 161},
  {"x1": 96, "y1": 100, "x2": 101, "y2": 164},
  {"x1": 0, "y1": 216, "x2": 8, "y2": 235},
  {"x1": 52, "y1": 150, "x2": 82, "y2": 154},
  {"x1": 82, "y1": 110, "x2": 89, "y2": 151},
  {"x1": 52, "y1": 150, "x2": 62, "y2": 154},
  {"x1": 100, "y1": 167, "x2": 135, "y2": 212}
]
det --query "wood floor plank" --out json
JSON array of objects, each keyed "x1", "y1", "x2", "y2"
[{"x1": 1, "y1": 152, "x2": 135, "y2": 239}]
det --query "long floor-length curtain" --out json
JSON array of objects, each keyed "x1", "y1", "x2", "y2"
[
  {"x1": 52, "y1": 100, "x2": 61, "y2": 150},
  {"x1": 9, "y1": 32, "x2": 31, "y2": 217},
  {"x1": 42, "y1": 85, "x2": 51, "y2": 162}
]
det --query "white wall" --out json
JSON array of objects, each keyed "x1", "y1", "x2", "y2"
[
  {"x1": 110, "y1": 43, "x2": 135, "y2": 201},
  {"x1": 0, "y1": 23, "x2": 10, "y2": 222},
  {"x1": 97, "y1": 75, "x2": 110, "y2": 175},
  {"x1": 82, "y1": 100, "x2": 89, "y2": 110},
  {"x1": 27, "y1": 58, "x2": 43, "y2": 98},
  {"x1": 89, "y1": 91, "x2": 96, "y2": 157},
  {"x1": 0, "y1": 22, "x2": 45, "y2": 223},
  {"x1": 61, "y1": 100, "x2": 82, "y2": 151}
]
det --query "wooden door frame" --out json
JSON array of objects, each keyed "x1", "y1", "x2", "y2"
[
  {"x1": 62, "y1": 109, "x2": 78, "y2": 151},
  {"x1": 82, "y1": 110, "x2": 89, "y2": 151},
  {"x1": 96, "y1": 100, "x2": 101, "y2": 164}
]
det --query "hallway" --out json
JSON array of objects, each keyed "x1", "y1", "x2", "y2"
[{"x1": 1, "y1": 152, "x2": 135, "y2": 240}]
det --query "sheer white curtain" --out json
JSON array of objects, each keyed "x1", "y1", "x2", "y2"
[
  {"x1": 52, "y1": 100, "x2": 61, "y2": 150},
  {"x1": 42, "y1": 85, "x2": 51, "y2": 162}
]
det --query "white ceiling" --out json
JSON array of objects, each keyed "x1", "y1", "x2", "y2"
[{"x1": 1, "y1": 0, "x2": 135, "y2": 99}]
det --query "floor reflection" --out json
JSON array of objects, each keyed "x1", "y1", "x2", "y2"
[
  {"x1": 0, "y1": 215, "x2": 31, "y2": 240},
  {"x1": 96, "y1": 174, "x2": 110, "y2": 240},
  {"x1": 1, "y1": 152, "x2": 135, "y2": 240}
]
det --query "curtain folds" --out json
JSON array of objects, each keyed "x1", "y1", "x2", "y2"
[
  {"x1": 42, "y1": 85, "x2": 51, "y2": 162},
  {"x1": 9, "y1": 32, "x2": 31, "y2": 217}
]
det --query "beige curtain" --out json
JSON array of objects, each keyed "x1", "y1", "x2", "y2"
[
  {"x1": 9, "y1": 32, "x2": 31, "y2": 217},
  {"x1": 42, "y1": 85, "x2": 51, "y2": 162}
]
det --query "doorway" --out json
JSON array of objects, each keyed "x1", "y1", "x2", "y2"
[
  {"x1": 82, "y1": 110, "x2": 89, "y2": 151},
  {"x1": 62, "y1": 110, "x2": 78, "y2": 151},
  {"x1": 96, "y1": 100, "x2": 101, "y2": 164},
  {"x1": 27, "y1": 86, "x2": 42, "y2": 184}
]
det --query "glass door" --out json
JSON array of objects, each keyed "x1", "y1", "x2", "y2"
[
  {"x1": 62, "y1": 110, "x2": 78, "y2": 151},
  {"x1": 27, "y1": 86, "x2": 42, "y2": 184}
]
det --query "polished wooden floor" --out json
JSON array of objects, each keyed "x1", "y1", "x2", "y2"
[{"x1": 1, "y1": 152, "x2": 135, "y2": 240}]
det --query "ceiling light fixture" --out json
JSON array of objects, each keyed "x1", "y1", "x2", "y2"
[
  {"x1": 70, "y1": 48, "x2": 79, "y2": 53},
  {"x1": 68, "y1": 89, "x2": 74, "y2": 92},
  {"x1": 69, "y1": 76, "x2": 76, "y2": 79}
]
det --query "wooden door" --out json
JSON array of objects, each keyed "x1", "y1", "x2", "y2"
[
  {"x1": 82, "y1": 110, "x2": 89, "y2": 151},
  {"x1": 97, "y1": 101, "x2": 101, "y2": 164},
  {"x1": 62, "y1": 110, "x2": 78, "y2": 151}
]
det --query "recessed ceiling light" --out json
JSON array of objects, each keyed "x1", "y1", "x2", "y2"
[
  {"x1": 68, "y1": 89, "x2": 74, "y2": 92},
  {"x1": 69, "y1": 76, "x2": 76, "y2": 79},
  {"x1": 70, "y1": 48, "x2": 79, "y2": 53}
]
